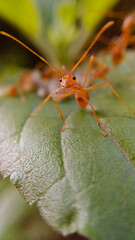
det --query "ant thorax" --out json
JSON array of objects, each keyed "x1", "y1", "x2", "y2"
[{"x1": 59, "y1": 75, "x2": 77, "y2": 88}]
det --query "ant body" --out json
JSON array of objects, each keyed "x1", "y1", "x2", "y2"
[
  {"x1": 1, "y1": 21, "x2": 135, "y2": 136},
  {"x1": 110, "y1": 12, "x2": 135, "y2": 65}
]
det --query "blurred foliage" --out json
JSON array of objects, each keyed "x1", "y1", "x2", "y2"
[
  {"x1": 0, "y1": 178, "x2": 62, "y2": 240},
  {"x1": 0, "y1": 0, "x2": 41, "y2": 35},
  {"x1": 0, "y1": 0, "x2": 119, "y2": 66}
]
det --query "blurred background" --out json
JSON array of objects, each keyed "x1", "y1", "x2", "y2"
[{"x1": 0, "y1": 0, "x2": 135, "y2": 239}]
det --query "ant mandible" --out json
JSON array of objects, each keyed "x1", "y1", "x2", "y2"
[{"x1": 0, "y1": 21, "x2": 135, "y2": 136}]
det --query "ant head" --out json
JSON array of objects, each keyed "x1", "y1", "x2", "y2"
[{"x1": 59, "y1": 75, "x2": 76, "y2": 88}]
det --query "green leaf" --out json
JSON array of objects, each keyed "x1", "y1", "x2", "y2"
[
  {"x1": 0, "y1": 180, "x2": 30, "y2": 239},
  {"x1": 0, "y1": 0, "x2": 41, "y2": 36},
  {"x1": 0, "y1": 178, "x2": 61, "y2": 240},
  {"x1": 1, "y1": 52, "x2": 135, "y2": 240}
]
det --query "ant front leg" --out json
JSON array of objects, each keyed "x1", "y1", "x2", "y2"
[
  {"x1": 77, "y1": 92, "x2": 107, "y2": 136},
  {"x1": 53, "y1": 90, "x2": 74, "y2": 131},
  {"x1": 29, "y1": 90, "x2": 74, "y2": 122},
  {"x1": 29, "y1": 92, "x2": 56, "y2": 117},
  {"x1": 85, "y1": 83, "x2": 135, "y2": 114}
]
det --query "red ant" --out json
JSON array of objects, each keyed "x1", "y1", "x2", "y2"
[
  {"x1": 106, "y1": 11, "x2": 135, "y2": 66},
  {"x1": 1, "y1": 21, "x2": 135, "y2": 136},
  {"x1": 8, "y1": 63, "x2": 60, "y2": 102},
  {"x1": 8, "y1": 68, "x2": 40, "y2": 102},
  {"x1": 87, "y1": 9, "x2": 135, "y2": 66}
]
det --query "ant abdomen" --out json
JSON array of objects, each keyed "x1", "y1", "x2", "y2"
[{"x1": 75, "y1": 91, "x2": 89, "y2": 108}]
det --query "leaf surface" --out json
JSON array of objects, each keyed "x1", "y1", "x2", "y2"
[{"x1": 0, "y1": 53, "x2": 135, "y2": 240}]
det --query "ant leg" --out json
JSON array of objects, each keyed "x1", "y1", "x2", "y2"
[
  {"x1": 29, "y1": 92, "x2": 56, "y2": 117},
  {"x1": 53, "y1": 91, "x2": 74, "y2": 130},
  {"x1": 53, "y1": 100, "x2": 65, "y2": 130},
  {"x1": 91, "y1": 55, "x2": 103, "y2": 66},
  {"x1": 77, "y1": 92, "x2": 107, "y2": 136},
  {"x1": 29, "y1": 90, "x2": 73, "y2": 118},
  {"x1": 82, "y1": 55, "x2": 95, "y2": 87},
  {"x1": 90, "y1": 56, "x2": 111, "y2": 84},
  {"x1": 85, "y1": 83, "x2": 135, "y2": 114},
  {"x1": 83, "y1": 55, "x2": 95, "y2": 87},
  {"x1": 83, "y1": 55, "x2": 109, "y2": 87}
]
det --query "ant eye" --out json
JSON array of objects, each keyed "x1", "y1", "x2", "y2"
[
  {"x1": 59, "y1": 78, "x2": 62, "y2": 82},
  {"x1": 73, "y1": 76, "x2": 76, "y2": 80}
]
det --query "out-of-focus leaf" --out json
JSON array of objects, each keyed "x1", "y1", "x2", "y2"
[
  {"x1": 0, "y1": 0, "x2": 41, "y2": 36},
  {"x1": 0, "y1": 180, "x2": 30, "y2": 239},
  {"x1": 44, "y1": 0, "x2": 119, "y2": 65},
  {"x1": 0, "y1": 179, "x2": 61, "y2": 240},
  {"x1": 0, "y1": 52, "x2": 135, "y2": 240},
  {"x1": 0, "y1": 0, "x2": 120, "y2": 65}
]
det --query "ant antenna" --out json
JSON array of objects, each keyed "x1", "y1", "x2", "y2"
[
  {"x1": 71, "y1": 21, "x2": 114, "y2": 73},
  {"x1": 0, "y1": 31, "x2": 63, "y2": 76}
]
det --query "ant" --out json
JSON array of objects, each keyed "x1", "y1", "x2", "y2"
[
  {"x1": 87, "y1": 9, "x2": 135, "y2": 65},
  {"x1": 8, "y1": 67, "x2": 40, "y2": 102},
  {"x1": 8, "y1": 63, "x2": 60, "y2": 102},
  {"x1": 87, "y1": 56, "x2": 110, "y2": 85},
  {"x1": 106, "y1": 11, "x2": 135, "y2": 66},
  {"x1": 0, "y1": 21, "x2": 135, "y2": 136}
]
